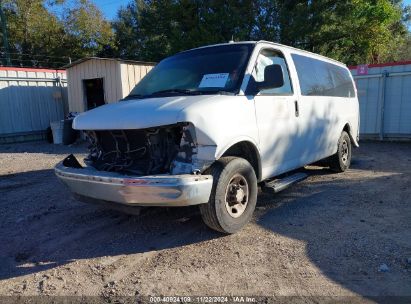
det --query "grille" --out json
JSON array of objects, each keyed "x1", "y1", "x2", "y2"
[{"x1": 85, "y1": 125, "x2": 183, "y2": 175}]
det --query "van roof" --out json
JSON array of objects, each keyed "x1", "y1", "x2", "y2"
[{"x1": 187, "y1": 40, "x2": 346, "y2": 67}]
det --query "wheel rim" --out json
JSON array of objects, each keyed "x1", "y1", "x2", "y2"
[
  {"x1": 341, "y1": 140, "x2": 349, "y2": 164},
  {"x1": 224, "y1": 174, "x2": 249, "y2": 218}
]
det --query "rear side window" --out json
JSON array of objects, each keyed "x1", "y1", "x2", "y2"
[{"x1": 291, "y1": 54, "x2": 355, "y2": 98}]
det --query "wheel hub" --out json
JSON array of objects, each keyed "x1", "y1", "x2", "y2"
[
  {"x1": 225, "y1": 174, "x2": 249, "y2": 218},
  {"x1": 341, "y1": 140, "x2": 349, "y2": 164},
  {"x1": 235, "y1": 188, "x2": 245, "y2": 203}
]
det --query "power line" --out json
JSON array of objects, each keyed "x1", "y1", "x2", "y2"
[
  {"x1": 0, "y1": 57, "x2": 68, "y2": 64},
  {"x1": 0, "y1": 47, "x2": 72, "y2": 59},
  {"x1": 0, "y1": 63, "x2": 65, "y2": 69},
  {"x1": 0, "y1": 57, "x2": 69, "y2": 64},
  {"x1": 0, "y1": 51, "x2": 71, "y2": 60},
  {"x1": 0, "y1": 56, "x2": 69, "y2": 67}
]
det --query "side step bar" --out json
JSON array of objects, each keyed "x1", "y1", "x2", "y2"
[{"x1": 261, "y1": 172, "x2": 308, "y2": 194}]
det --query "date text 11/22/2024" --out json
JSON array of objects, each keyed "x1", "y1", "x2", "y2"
[{"x1": 149, "y1": 296, "x2": 257, "y2": 303}]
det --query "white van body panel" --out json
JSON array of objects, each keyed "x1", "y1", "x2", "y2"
[
  {"x1": 74, "y1": 94, "x2": 260, "y2": 168},
  {"x1": 176, "y1": 95, "x2": 260, "y2": 160},
  {"x1": 73, "y1": 95, "x2": 215, "y2": 131},
  {"x1": 72, "y1": 41, "x2": 359, "y2": 183},
  {"x1": 239, "y1": 42, "x2": 359, "y2": 180},
  {"x1": 243, "y1": 43, "x2": 304, "y2": 179}
]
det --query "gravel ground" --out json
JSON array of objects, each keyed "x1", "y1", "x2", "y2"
[{"x1": 0, "y1": 141, "x2": 410, "y2": 301}]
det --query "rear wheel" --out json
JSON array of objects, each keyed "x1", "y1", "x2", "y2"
[
  {"x1": 199, "y1": 157, "x2": 257, "y2": 234},
  {"x1": 328, "y1": 131, "x2": 352, "y2": 172}
]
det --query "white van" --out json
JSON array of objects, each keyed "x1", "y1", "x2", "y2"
[{"x1": 55, "y1": 41, "x2": 359, "y2": 233}]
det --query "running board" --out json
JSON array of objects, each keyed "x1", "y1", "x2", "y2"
[{"x1": 261, "y1": 172, "x2": 308, "y2": 194}]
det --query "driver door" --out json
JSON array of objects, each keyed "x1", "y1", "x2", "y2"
[{"x1": 251, "y1": 48, "x2": 303, "y2": 180}]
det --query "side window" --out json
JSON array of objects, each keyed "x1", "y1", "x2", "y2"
[
  {"x1": 291, "y1": 53, "x2": 355, "y2": 97},
  {"x1": 252, "y1": 49, "x2": 293, "y2": 95},
  {"x1": 328, "y1": 64, "x2": 356, "y2": 97}
]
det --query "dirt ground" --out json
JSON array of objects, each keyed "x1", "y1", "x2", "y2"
[{"x1": 0, "y1": 141, "x2": 410, "y2": 301}]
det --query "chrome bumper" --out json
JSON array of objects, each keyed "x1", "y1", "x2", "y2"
[{"x1": 55, "y1": 161, "x2": 213, "y2": 207}]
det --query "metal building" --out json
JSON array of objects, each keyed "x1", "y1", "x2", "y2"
[
  {"x1": 350, "y1": 61, "x2": 411, "y2": 139},
  {"x1": 65, "y1": 58, "x2": 155, "y2": 112},
  {"x1": 0, "y1": 67, "x2": 67, "y2": 143}
]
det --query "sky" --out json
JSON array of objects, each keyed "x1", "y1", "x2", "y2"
[
  {"x1": 47, "y1": 0, "x2": 131, "y2": 21},
  {"x1": 401, "y1": 0, "x2": 411, "y2": 30},
  {"x1": 93, "y1": 0, "x2": 130, "y2": 20}
]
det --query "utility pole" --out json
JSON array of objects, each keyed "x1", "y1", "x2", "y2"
[{"x1": 0, "y1": 0, "x2": 11, "y2": 66}]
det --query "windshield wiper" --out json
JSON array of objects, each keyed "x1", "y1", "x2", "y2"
[
  {"x1": 151, "y1": 89, "x2": 235, "y2": 96},
  {"x1": 124, "y1": 89, "x2": 234, "y2": 100},
  {"x1": 196, "y1": 90, "x2": 235, "y2": 95},
  {"x1": 122, "y1": 94, "x2": 145, "y2": 100},
  {"x1": 149, "y1": 89, "x2": 199, "y2": 96}
]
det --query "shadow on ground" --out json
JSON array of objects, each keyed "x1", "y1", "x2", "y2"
[
  {"x1": 0, "y1": 142, "x2": 410, "y2": 297},
  {"x1": 0, "y1": 172, "x2": 225, "y2": 281},
  {"x1": 256, "y1": 154, "x2": 411, "y2": 296}
]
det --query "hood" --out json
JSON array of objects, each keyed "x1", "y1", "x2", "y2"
[{"x1": 72, "y1": 95, "x2": 219, "y2": 130}]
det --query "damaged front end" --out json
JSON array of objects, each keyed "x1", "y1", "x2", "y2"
[
  {"x1": 83, "y1": 123, "x2": 201, "y2": 176},
  {"x1": 54, "y1": 123, "x2": 214, "y2": 206}
]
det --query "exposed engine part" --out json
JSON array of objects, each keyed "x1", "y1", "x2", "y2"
[
  {"x1": 173, "y1": 125, "x2": 196, "y2": 162},
  {"x1": 84, "y1": 124, "x2": 196, "y2": 175}
]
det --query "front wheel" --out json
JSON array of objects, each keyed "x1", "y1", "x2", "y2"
[
  {"x1": 328, "y1": 131, "x2": 352, "y2": 172},
  {"x1": 199, "y1": 157, "x2": 257, "y2": 234}
]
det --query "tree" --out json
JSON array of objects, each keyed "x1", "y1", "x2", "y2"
[
  {"x1": 113, "y1": 0, "x2": 410, "y2": 65},
  {"x1": 389, "y1": 32, "x2": 411, "y2": 61},
  {"x1": 113, "y1": 0, "x2": 257, "y2": 61},
  {"x1": 0, "y1": 0, "x2": 114, "y2": 68},
  {"x1": 274, "y1": 0, "x2": 408, "y2": 65},
  {"x1": 1, "y1": 0, "x2": 68, "y2": 67},
  {"x1": 2, "y1": 0, "x2": 409, "y2": 67},
  {"x1": 62, "y1": 0, "x2": 115, "y2": 59},
  {"x1": 112, "y1": 0, "x2": 141, "y2": 59},
  {"x1": 252, "y1": 0, "x2": 281, "y2": 41}
]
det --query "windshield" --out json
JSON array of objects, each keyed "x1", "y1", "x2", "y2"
[{"x1": 128, "y1": 44, "x2": 255, "y2": 98}]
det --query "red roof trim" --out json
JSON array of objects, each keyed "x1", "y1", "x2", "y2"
[
  {"x1": 0, "y1": 67, "x2": 66, "y2": 73},
  {"x1": 349, "y1": 60, "x2": 411, "y2": 70}
]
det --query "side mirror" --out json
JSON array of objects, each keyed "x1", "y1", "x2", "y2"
[{"x1": 257, "y1": 64, "x2": 284, "y2": 91}]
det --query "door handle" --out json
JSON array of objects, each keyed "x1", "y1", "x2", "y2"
[{"x1": 294, "y1": 100, "x2": 299, "y2": 117}]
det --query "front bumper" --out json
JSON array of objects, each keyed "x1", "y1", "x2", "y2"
[{"x1": 55, "y1": 158, "x2": 213, "y2": 207}]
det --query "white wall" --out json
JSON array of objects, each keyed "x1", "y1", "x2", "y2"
[
  {"x1": 67, "y1": 59, "x2": 122, "y2": 112},
  {"x1": 0, "y1": 68, "x2": 67, "y2": 137},
  {"x1": 351, "y1": 62, "x2": 411, "y2": 138},
  {"x1": 67, "y1": 59, "x2": 155, "y2": 113},
  {"x1": 120, "y1": 63, "x2": 154, "y2": 97}
]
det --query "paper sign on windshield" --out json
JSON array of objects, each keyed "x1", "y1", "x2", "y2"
[{"x1": 199, "y1": 73, "x2": 229, "y2": 88}]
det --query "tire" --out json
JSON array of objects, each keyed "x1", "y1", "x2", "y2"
[
  {"x1": 328, "y1": 131, "x2": 352, "y2": 172},
  {"x1": 199, "y1": 157, "x2": 258, "y2": 234}
]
